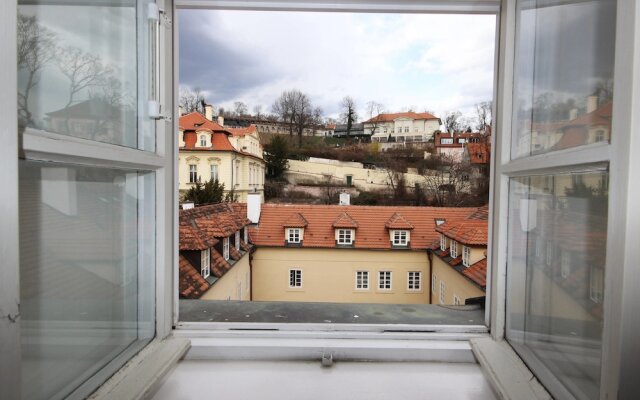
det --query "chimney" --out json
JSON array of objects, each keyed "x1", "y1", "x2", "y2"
[
  {"x1": 178, "y1": 106, "x2": 184, "y2": 116},
  {"x1": 204, "y1": 104, "x2": 214, "y2": 121},
  {"x1": 247, "y1": 193, "x2": 261, "y2": 223},
  {"x1": 217, "y1": 115, "x2": 225, "y2": 127},
  {"x1": 569, "y1": 108, "x2": 578, "y2": 120},
  {"x1": 339, "y1": 192, "x2": 350, "y2": 206},
  {"x1": 586, "y1": 95, "x2": 598, "y2": 113}
]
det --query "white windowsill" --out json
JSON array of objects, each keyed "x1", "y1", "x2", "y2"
[
  {"x1": 470, "y1": 337, "x2": 552, "y2": 400},
  {"x1": 89, "y1": 337, "x2": 190, "y2": 400}
]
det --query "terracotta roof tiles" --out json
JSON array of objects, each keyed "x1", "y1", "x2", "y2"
[
  {"x1": 282, "y1": 213, "x2": 309, "y2": 228},
  {"x1": 179, "y1": 255, "x2": 210, "y2": 299},
  {"x1": 436, "y1": 220, "x2": 488, "y2": 246},
  {"x1": 250, "y1": 204, "x2": 477, "y2": 250},
  {"x1": 385, "y1": 212, "x2": 414, "y2": 230},
  {"x1": 332, "y1": 212, "x2": 359, "y2": 229},
  {"x1": 463, "y1": 259, "x2": 487, "y2": 288}
]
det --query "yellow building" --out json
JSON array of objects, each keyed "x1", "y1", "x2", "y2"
[
  {"x1": 429, "y1": 207, "x2": 488, "y2": 305},
  {"x1": 249, "y1": 204, "x2": 479, "y2": 304},
  {"x1": 178, "y1": 112, "x2": 265, "y2": 203},
  {"x1": 178, "y1": 203, "x2": 252, "y2": 301}
]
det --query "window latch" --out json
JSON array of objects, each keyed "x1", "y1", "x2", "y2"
[{"x1": 321, "y1": 351, "x2": 334, "y2": 367}]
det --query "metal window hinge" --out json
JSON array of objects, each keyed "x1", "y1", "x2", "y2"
[
  {"x1": 321, "y1": 351, "x2": 333, "y2": 367},
  {"x1": 159, "y1": 8, "x2": 172, "y2": 28}
]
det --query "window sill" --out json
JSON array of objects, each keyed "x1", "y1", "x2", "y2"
[
  {"x1": 470, "y1": 337, "x2": 552, "y2": 400},
  {"x1": 89, "y1": 337, "x2": 190, "y2": 400}
]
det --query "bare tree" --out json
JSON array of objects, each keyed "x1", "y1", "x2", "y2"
[
  {"x1": 340, "y1": 96, "x2": 358, "y2": 137},
  {"x1": 179, "y1": 86, "x2": 206, "y2": 114},
  {"x1": 365, "y1": 101, "x2": 385, "y2": 137},
  {"x1": 421, "y1": 154, "x2": 472, "y2": 206},
  {"x1": 17, "y1": 14, "x2": 56, "y2": 130},
  {"x1": 475, "y1": 101, "x2": 492, "y2": 132},
  {"x1": 443, "y1": 111, "x2": 462, "y2": 133},
  {"x1": 234, "y1": 101, "x2": 248, "y2": 116},
  {"x1": 271, "y1": 89, "x2": 316, "y2": 147},
  {"x1": 252, "y1": 104, "x2": 263, "y2": 119}
]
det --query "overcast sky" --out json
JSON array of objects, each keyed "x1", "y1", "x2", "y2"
[{"x1": 179, "y1": 10, "x2": 496, "y2": 121}]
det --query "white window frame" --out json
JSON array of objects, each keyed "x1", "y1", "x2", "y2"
[
  {"x1": 244, "y1": 227, "x2": 248, "y2": 243},
  {"x1": 439, "y1": 280, "x2": 445, "y2": 304},
  {"x1": 189, "y1": 164, "x2": 198, "y2": 183},
  {"x1": 223, "y1": 237, "x2": 230, "y2": 260},
  {"x1": 440, "y1": 233, "x2": 447, "y2": 250},
  {"x1": 337, "y1": 229, "x2": 354, "y2": 245},
  {"x1": 210, "y1": 164, "x2": 218, "y2": 181},
  {"x1": 462, "y1": 245, "x2": 471, "y2": 267},
  {"x1": 287, "y1": 228, "x2": 302, "y2": 243},
  {"x1": 392, "y1": 230, "x2": 408, "y2": 246},
  {"x1": 454, "y1": 295, "x2": 462, "y2": 306},
  {"x1": 355, "y1": 270, "x2": 369, "y2": 290},
  {"x1": 235, "y1": 231, "x2": 240, "y2": 250},
  {"x1": 378, "y1": 270, "x2": 392, "y2": 290},
  {"x1": 289, "y1": 268, "x2": 302, "y2": 288},
  {"x1": 199, "y1": 134, "x2": 207, "y2": 147},
  {"x1": 407, "y1": 271, "x2": 421, "y2": 291},
  {"x1": 432, "y1": 273, "x2": 437, "y2": 293},
  {"x1": 450, "y1": 240, "x2": 458, "y2": 258},
  {"x1": 201, "y1": 249, "x2": 210, "y2": 279}
]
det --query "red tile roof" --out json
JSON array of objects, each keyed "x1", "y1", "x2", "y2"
[
  {"x1": 463, "y1": 259, "x2": 487, "y2": 288},
  {"x1": 180, "y1": 203, "x2": 252, "y2": 239},
  {"x1": 227, "y1": 124, "x2": 257, "y2": 137},
  {"x1": 282, "y1": 213, "x2": 309, "y2": 228},
  {"x1": 332, "y1": 212, "x2": 359, "y2": 229},
  {"x1": 385, "y1": 212, "x2": 415, "y2": 230},
  {"x1": 180, "y1": 111, "x2": 225, "y2": 131},
  {"x1": 179, "y1": 255, "x2": 210, "y2": 299},
  {"x1": 364, "y1": 112, "x2": 440, "y2": 123},
  {"x1": 179, "y1": 221, "x2": 219, "y2": 251},
  {"x1": 436, "y1": 219, "x2": 488, "y2": 246},
  {"x1": 250, "y1": 204, "x2": 477, "y2": 250}
]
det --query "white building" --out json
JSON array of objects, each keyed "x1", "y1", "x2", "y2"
[{"x1": 364, "y1": 112, "x2": 441, "y2": 146}]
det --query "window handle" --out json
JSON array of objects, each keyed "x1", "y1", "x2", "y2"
[{"x1": 148, "y1": 3, "x2": 164, "y2": 120}]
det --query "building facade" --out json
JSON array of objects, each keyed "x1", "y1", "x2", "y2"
[
  {"x1": 179, "y1": 203, "x2": 253, "y2": 301},
  {"x1": 178, "y1": 112, "x2": 265, "y2": 202},
  {"x1": 365, "y1": 112, "x2": 441, "y2": 147},
  {"x1": 249, "y1": 204, "x2": 479, "y2": 304}
]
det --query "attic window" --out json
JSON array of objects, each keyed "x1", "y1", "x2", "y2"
[
  {"x1": 199, "y1": 135, "x2": 207, "y2": 146},
  {"x1": 336, "y1": 229, "x2": 354, "y2": 245},
  {"x1": 392, "y1": 230, "x2": 408, "y2": 246},
  {"x1": 287, "y1": 228, "x2": 302, "y2": 243},
  {"x1": 201, "y1": 249, "x2": 210, "y2": 279},
  {"x1": 223, "y1": 237, "x2": 230, "y2": 260},
  {"x1": 462, "y1": 246, "x2": 471, "y2": 267},
  {"x1": 435, "y1": 218, "x2": 446, "y2": 226}
]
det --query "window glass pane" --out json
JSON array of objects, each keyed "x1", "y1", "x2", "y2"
[
  {"x1": 19, "y1": 161, "x2": 155, "y2": 400},
  {"x1": 17, "y1": 0, "x2": 155, "y2": 151},
  {"x1": 506, "y1": 171, "x2": 608, "y2": 400},
  {"x1": 511, "y1": 0, "x2": 616, "y2": 158}
]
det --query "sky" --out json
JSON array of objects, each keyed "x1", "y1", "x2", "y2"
[{"x1": 179, "y1": 10, "x2": 496, "y2": 122}]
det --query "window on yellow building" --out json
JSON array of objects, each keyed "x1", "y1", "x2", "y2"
[
  {"x1": 454, "y1": 295, "x2": 461, "y2": 305},
  {"x1": 431, "y1": 273, "x2": 437, "y2": 293},
  {"x1": 439, "y1": 281, "x2": 445, "y2": 304},
  {"x1": 356, "y1": 271, "x2": 369, "y2": 290},
  {"x1": 223, "y1": 237, "x2": 230, "y2": 260},
  {"x1": 201, "y1": 249, "x2": 210, "y2": 279},
  {"x1": 378, "y1": 271, "x2": 392, "y2": 290},
  {"x1": 287, "y1": 228, "x2": 302, "y2": 243},
  {"x1": 408, "y1": 271, "x2": 421, "y2": 290},
  {"x1": 450, "y1": 240, "x2": 458, "y2": 258},
  {"x1": 289, "y1": 269, "x2": 302, "y2": 288},
  {"x1": 189, "y1": 164, "x2": 198, "y2": 183},
  {"x1": 337, "y1": 229, "x2": 354, "y2": 245},
  {"x1": 210, "y1": 164, "x2": 218, "y2": 181},
  {"x1": 392, "y1": 230, "x2": 408, "y2": 246},
  {"x1": 462, "y1": 246, "x2": 471, "y2": 267}
]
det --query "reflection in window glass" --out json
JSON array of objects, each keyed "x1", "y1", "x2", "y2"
[
  {"x1": 507, "y1": 171, "x2": 608, "y2": 400},
  {"x1": 17, "y1": 0, "x2": 155, "y2": 150},
  {"x1": 511, "y1": 0, "x2": 616, "y2": 158},
  {"x1": 19, "y1": 161, "x2": 155, "y2": 400}
]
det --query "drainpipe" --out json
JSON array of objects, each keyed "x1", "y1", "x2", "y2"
[{"x1": 427, "y1": 249, "x2": 433, "y2": 304}]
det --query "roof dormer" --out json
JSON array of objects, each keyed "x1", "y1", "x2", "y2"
[{"x1": 283, "y1": 213, "x2": 308, "y2": 246}]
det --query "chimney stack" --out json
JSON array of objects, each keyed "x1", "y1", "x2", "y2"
[
  {"x1": 569, "y1": 108, "x2": 578, "y2": 120},
  {"x1": 247, "y1": 193, "x2": 262, "y2": 223},
  {"x1": 217, "y1": 115, "x2": 225, "y2": 127},
  {"x1": 178, "y1": 105, "x2": 184, "y2": 116},
  {"x1": 204, "y1": 104, "x2": 214, "y2": 121},
  {"x1": 586, "y1": 95, "x2": 598, "y2": 113},
  {"x1": 339, "y1": 193, "x2": 351, "y2": 206}
]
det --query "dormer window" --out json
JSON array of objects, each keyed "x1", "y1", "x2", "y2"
[
  {"x1": 462, "y1": 246, "x2": 471, "y2": 267},
  {"x1": 450, "y1": 240, "x2": 458, "y2": 258},
  {"x1": 235, "y1": 231, "x2": 240, "y2": 250},
  {"x1": 199, "y1": 135, "x2": 207, "y2": 147},
  {"x1": 201, "y1": 248, "x2": 210, "y2": 279},
  {"x1": 244, "y1": 227, "x2": 248, "y2": 243},
  {"x1": 392, "y1": 230, "x2": 409, "y2": 246},
  {"x1": 223, "y1": 237, "x2": 230, "y2": 260},
  {"x1": 336, "y1": 229, "x2": 354, "y2": 245},
  {"x1": 287, "y1": 228, "x2": 302, "y2": 243},
  {"x1": 440, "y1": 234, "x2": 447, "y2": 250}
]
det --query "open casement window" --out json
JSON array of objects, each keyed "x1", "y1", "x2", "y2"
[
  {"x1": 1, "y1": 0, "x2": 175, "y2": 398},
  {"x1": 490, "y1": 0, "x2": 640, "y2": 398},
  {"x1": 201, "y1": 249, "x2": 210, "y2": 279}
]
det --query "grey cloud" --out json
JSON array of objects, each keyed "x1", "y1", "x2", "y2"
[{"x1": 179, "y1": 10, "x2": 282, "y2": 104}]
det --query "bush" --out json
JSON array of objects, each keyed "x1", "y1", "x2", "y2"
[{"x1": 264, "y1": 180, "x2": 285, "y2": 200}]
